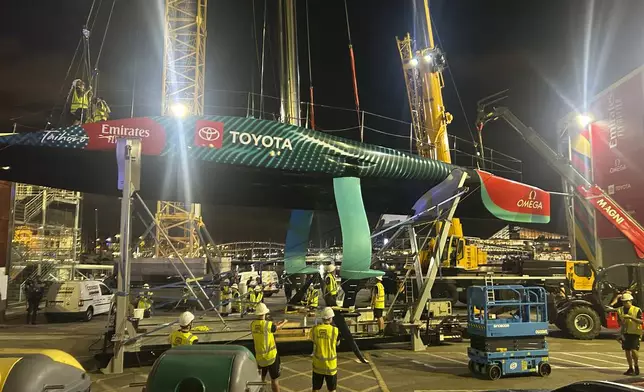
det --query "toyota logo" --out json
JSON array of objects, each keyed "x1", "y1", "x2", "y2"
[{"x1": 198, "y1": 127, "x2": 221, "y2": 142}]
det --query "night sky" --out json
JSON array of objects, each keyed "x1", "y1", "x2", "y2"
[{"x1": 2, "y1": 1, "x2": 644, "y2": 245}]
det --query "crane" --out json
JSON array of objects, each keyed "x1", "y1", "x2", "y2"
[
  {"x1": 155, "y1": 0, "x2": 207, "y2": 257},
  {"x1": 396, "y1": 0, "x2": 452, "y2": 163},
  {"x1": 476, "y1": 93, "x2": 644, "y2": 259}
]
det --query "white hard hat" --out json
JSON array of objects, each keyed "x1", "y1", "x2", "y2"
[
  {"x1": 179, "y1": 311, "x2": 195, "y2": 326},
  {"x1": 223, "y1": 279, "x2": 230, "y2": 284},
  {"x1": 231, "y1": 283, "x2": 238, "y2": 289},
  {"x1": 255, "y1": 303, "x2": 270, "y2": 316},
  {"x1": 622, "y1": 293, "x2": 635, "y2": 301},
  {"x1": 143, "y1": 283, "x2": 150, "y2": 289},
  {"x1": 255, "y1": 285, "x2": 263, "y2": 292},
  {"x1": 376, "y1": 275, "x2": 383, "y2": 281},
  {"x1": 324, "y1": 264, "x2": 336, "y2": 273},
  {"x1": 321, "y1": 307, "x2": 335, "y2": 319}
]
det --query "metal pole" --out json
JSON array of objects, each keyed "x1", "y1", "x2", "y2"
[
  {"x1": 73, "y1": 193, "x2": 81, "y2": 261},
  {"x1": 109, "y1": 141, "x2": 136, "y2": 374},
  {"x1": 95, "y1": 208, "x2": 99, "y2": 253},
  {"x1": 360, "y1": 110, "x2": 365, "y2": 142},
  {"x1": 259, "y1": 0, "x2": 267, "y2": 119}
]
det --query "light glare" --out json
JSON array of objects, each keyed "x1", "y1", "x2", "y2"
[{"x1": 170, "y1": 103, "x2": 188, "y2": 117}]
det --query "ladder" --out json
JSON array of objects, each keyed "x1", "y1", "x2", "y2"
[{"x1": 484, "y1": 274, "x2": 495, "y2": 303}]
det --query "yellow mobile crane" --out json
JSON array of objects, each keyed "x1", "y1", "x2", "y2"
[{"x1": 396, "y1": 0, "x2": 483, "y2": 272}]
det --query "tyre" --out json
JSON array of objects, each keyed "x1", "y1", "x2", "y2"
[
  {"x1": 538, "y1": 362, "x2": 552, "y2": 377},
  {"x1": 84, "y1": 306, "x2": 94, "y2": 322},
  {"x1": 564, "y1": 306, "x2": 601, "y2": 340},
  {"x1": 487, "y1": 364, "x2": 502, "y2": 380},
  {"x1": 431, "y1": 282, "x2": 458, "y2": 306},
  {"x1": 468, "y1": 360, "x2": 476, "y2": 374}
]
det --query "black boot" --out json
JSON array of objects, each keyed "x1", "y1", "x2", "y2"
[
  {"x1": 635, "y1": 366, "x2": 640, "y2": 376},
  {"x1": 624, "y1": 368, "x2": 635, "y2": 376}
]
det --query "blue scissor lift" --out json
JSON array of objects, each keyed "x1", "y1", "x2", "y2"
[{"x1": 467, "y1": 284, "x2": 552, "y2": 380}]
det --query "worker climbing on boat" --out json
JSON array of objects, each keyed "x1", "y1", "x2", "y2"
[
  {"x1": 90, "y1": 96, "x2": 111, "y2": 122},
  {"x1": 69, "y1": 79, "x2": 92, "y2": 125},
  {"x1": 310, "y1": 307, "x2": 339, "y2": 392},
  {"x1": 371, "y1": 276, "x2": 385, "y2": 334},
  {"x1": 323, "y1": 264, "x2": 338, "y2": 306},
  {"x1": 169, "y1": 311, "x2": 199, "y2": 347},
  {"x1": 250, "y1": 303, "x2": 288, "y2": 392}
]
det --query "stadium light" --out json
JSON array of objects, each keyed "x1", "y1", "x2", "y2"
[
  {"x1": 170, "y1": 102, "x2": 188, "y2": 117},
  {"x1": 575, "y1": 114, "x2": 593, "y2": 128}
]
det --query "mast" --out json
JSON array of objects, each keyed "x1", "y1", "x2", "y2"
[{"x1": 279, "y1": 0, "x2": 301, "y2": 126}]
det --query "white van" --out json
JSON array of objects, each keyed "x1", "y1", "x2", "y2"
[{"x1": 45, "y1": 280, "x2": 114, "y2": 322}]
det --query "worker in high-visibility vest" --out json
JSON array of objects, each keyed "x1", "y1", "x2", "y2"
[
  {"x1": 305, "y1": 282, "x2": 320, "y2": 311},
  {"x1": 219, "y1": 279, "x2": 231, "y2": 317},
  {"x1": 251, "y1": 303, "x2": 288, "y2": 392},
  {"x1": 70, "y1": 79, "x2": 92, "y2": 125},
  {"x1": 247, "y1": 282, "x2": 257, "y2": 313},
  {"x1": 323, "y1": 265, "x2": 338, "y2": 306},
  {"x1": 310, "y1": 307, "x2": 339, "y2": 392},
  {"x1": 371, "y1": 276, "x2": 385, "y2": 334},
  {"x1": 168, "y1": 311, "x2": 199, "y2": 347},
  {"x1": 230, "y1": 283, "x2": 241, "y2": 314},
  {"x1": 618, "y1": 292, "x2": 643, "y2": 375},
  {"x1": 137, "y1": 283, "x2": 154, "y2": 318},
  {"x1": 90, "y1": 97, "x2": 111, "y2": 122}
]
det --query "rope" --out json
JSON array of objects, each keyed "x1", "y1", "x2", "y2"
[
  {"x1": 93, "y1": 0, "x2": 117, "y2": 71},
  {"x1": 343, "y1": 0, "x2": 361, "y2": 128},
  {"x1": 305, "y1": 0, "x2": 315, "y2": 130}
]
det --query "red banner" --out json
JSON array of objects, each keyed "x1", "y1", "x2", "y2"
[
  {"x1": 577, "y1": 185, "x2": 644, "y2": 256},
  {"x1": 477, "y1": 170, "x2": 551, "y2": 223},
  {"x1": 82, "y1": 117, "x2": 167, "y2": 156},
  {"x1": 589, "y1": 68, "x2": 644, "y2": 237}
]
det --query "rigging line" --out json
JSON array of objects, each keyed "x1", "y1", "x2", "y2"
[
  {"x1": 88, "y1": 0, "x2": 104, "y2": 31},
  {"x1": 85, "y1": 0, "x2": 98, "y2": 26},
  {"x1": 259, "y1": 0, "x2": 268, "y2": 118},
  {"x1": 430, "y1": 14, "x2": 477, "y2": 146},
  {"x1": 343, "y1": 0, "x2": 361, "y2": 130},
  {"x1": 305, "y1": 0, "x2": 315, "y2": 130},
  {"x1": 48, "y1": 38, "x2": 83, "y2": 123},
  {"x1": 93, "y1": 0, "x2": 117, "y2": 71}
]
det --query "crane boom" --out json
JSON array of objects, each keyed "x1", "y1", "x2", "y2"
[
  {"x1": 396, "y1": 0, "x2": 452, "y2": 163},
  {"x1": 476, "y1": 101, "x2": 644, "y2": 257}
]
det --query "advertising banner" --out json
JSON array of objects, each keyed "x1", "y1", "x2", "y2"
[
  {"x1": 477, "y1": 170, "x2": 551, "y2": 224},
  {"x1": 589, "y1": 68, "x2": 644, "y2": 238}
]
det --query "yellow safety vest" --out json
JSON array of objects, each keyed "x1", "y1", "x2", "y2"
[
  {"x1": 137, "y1": 291, "x2": 153, "y2": 310},
  {"x1": 618, "y1": 305, "x2": 643, "y2": 336},
  {"x1": 91, "y1": 100, "x2": 110, "y2": 122},
  {"x1": 220, "y1": 286, "x2": 231, "y2": 301},
  {"x1": 169, "y1": 330, "x2": 198, "y2": 347},
  {"x1": 251, "y1": 320, "x2": 277, "y2": 367},
  {"x1": 326, "y1": 274, "x2": 338, "y2": 296},
  {"x1": 307, "y1": 287, "x2": 319, "y2": 308},
  {"x1": 232, "y1": 290, "x2": 241, "y2": 312},
  {"x1": 70, "y1": 89, "x2": 90, "y2": 112},
  {"x1": 254, "y1": 291, "x2": 264, "y2": 304},
  {"x1": 310, "y1": 324, "x2": 338, "y2": 375},
  {"x1": 373, "y1": 282, "x2": 385, "y2": 309}
]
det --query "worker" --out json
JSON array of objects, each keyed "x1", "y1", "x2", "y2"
[
  {"x1": 168, "y1": 311, "x2": 199, "y2": 347},
  {"x1": 231, "y1": 283, "x2": 242, "y2": 314},
  {"x1": 219, "y1": 279, "x2": 231, "y2": 317},
  {"x1": 25, "y1": 278, "x2": 44, "y2": 325},
  {"x1": 282, "y1": 271, "x2": 293, "y2": 302},
  {"x1": 247, "y1": 282, "x2": 258, "y2": 313},
  {"x1": 254, "y1": 285, "x2": 265, "y2": 306},
  {"x1": 69, "y1": 79, "x2": 92, "y2": 125},
  {"x1": 371, "y1": 276, "x2": 385, "y2": 334},
  {"x1": 137, "y1": 283, "x2": 154, "y2": 318},
  {"x1": 251, "y1": 303, "x2": 288, "y2": 392},
  {"x1": 305, "y1": 282, "x2": 320, "y2": 311},
  {"x1": 310, "y1": 307, "x2": 339, "y2": 392},
  {"x1": 323, "y1": 265, "x2": 338, "y2": 306},
  {"x1": 618, "y1": 292, "x2": 643, "y2": 375},
  {"x1": 90, "y1": 96, "x2": 111, "y2": 122}
]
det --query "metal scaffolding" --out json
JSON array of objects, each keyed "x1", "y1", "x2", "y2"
[{"x1": 157, "y1": 0, "x2": 207, "y2": 255}]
